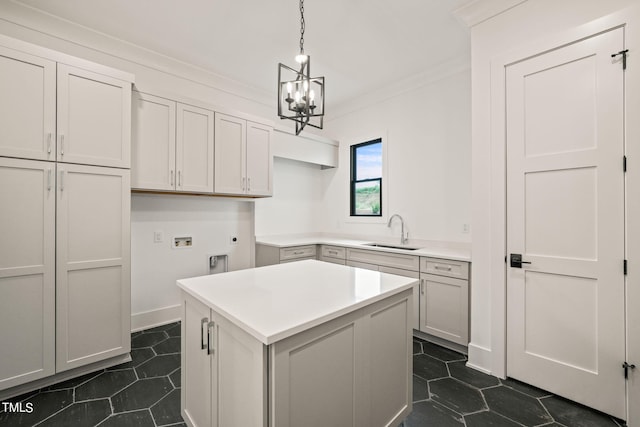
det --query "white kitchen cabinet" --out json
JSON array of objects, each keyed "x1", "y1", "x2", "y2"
[
  {"x1": 57, "y1": 64, "x2": 131, "y2": 168},
  {"x1": 132, "y1": 92, "x2": 214, "y2": 193},
  {"x1": 131, "y1": 92, "x2": 176, "y2": 191},
  {"x1": 182, "y1": 293, "x2": 266, "y2": 427},
  {"x1": 318, "y1": 245, "x2": 347, "y2": 265},
  {"x1": 0, "y1": 46, "x2": 56, "y2": 161},
  {"x1": 214, "y1": 113, "x2": 272, "y2": 196},
  {"x1": 255, "y1": 244, "x2": 317, "y2": 266},
  {"x1": 419, "y1": 258, "x2": 469, "y2": 345},
  {"x1": 56, "y1": 164, "x2": 131, "y2": 372},
  {"x1": 0, "y1": 158, "x2": 55, "y2": 390}
]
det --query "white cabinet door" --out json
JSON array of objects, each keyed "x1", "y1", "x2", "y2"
[
  {"x1": 57, "y1": 64, "x2": 131, "y2": 168},
  {"x1": 56, "y1": 164, "x2": 131, "y2": 372},
  {"x1": 214, "y1": 113, "x2": 246, "y2": 194},
  {"x1": 131, "y1": 92, "x2": 176, "y2": 190},
  {"x1": 182, "y1": 294, "x2": 215, "y2": 427},
  {"x1": 0, "y1": 46, "x2": 56, "y2": 161},
  {"x1": 177, "y1": 103, "x2": 214, "y2": 193},
  {"x1": 246, "y1": 121, "x2": 272, "y2": 196},
  {"x1": 419, "y1": 274, "x2": 468, "y2": 345},
  {"x1": 0, "y1": 158, "x2": 55, "y2": 390}
]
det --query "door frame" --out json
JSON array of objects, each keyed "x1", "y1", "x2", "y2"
[{"x1": 487, "y1": 6, "x2": 640, "y2": 424}]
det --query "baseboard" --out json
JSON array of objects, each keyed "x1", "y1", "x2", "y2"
[
  {"x1": 0, "y1": 353, "x2": 131, "y2": 401},
  {"x1": 131, "y1": 305, "x2": 181, "y2": 332},
  {"x1": 466, "y1": 342, "x2": 493, "y2": 375},
  {"x1": 413, "y1": 330, "x2": 468, "y2": 355}
]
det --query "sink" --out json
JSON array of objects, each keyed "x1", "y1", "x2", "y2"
[{"x1": 364, "y1": 243, "x2": 421, "y2": 251}]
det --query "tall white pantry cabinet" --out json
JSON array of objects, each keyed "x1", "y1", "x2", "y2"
[{"x1": 0, "y1": 35, "x2": 133, "y2": 392}]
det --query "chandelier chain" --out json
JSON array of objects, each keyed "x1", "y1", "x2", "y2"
[{"x1": 299, "y1": 0, "x2": 305, "y2": 55}]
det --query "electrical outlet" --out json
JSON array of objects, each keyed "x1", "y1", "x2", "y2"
[
  {"x1": 154, "y1": 230, "x2": 164, "y2": 243},
  {"x1": 230, "y1": 236, "x2": 238, "y2": 245},
  {"x1": 462, "y1": 224, "x2": 470, "y2": 234}
]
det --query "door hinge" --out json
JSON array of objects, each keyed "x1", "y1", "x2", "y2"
[
  {"x1": 623, "y1": 156, "x2": 627, "y2": 172},
  {"x1": 623, "y1": 362, "x2": 636, "y2": 379},
  {"x1": 624, "y1": 259, "x2": 628, "y2": 275},
  {"x1": 612, "y1": 49, "x2": 629, "y2": 70}
]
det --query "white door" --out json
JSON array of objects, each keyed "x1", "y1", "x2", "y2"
[
  {"x1": 0, "y1": 158, "x2": 55, "y2": 390},
  {"x1": 246, "y1": 121, "x2": 272, "y2": 196},
  {"x1": 176, "y1": 103, "x2": 214, "y2": 193},
  {"x1": 56, "y1": 164, "x2": 131, "y2": 372},
  {"x1": 57, "y1": 64, "x2": 131, "y2": 168},
  {"x1": 215, "y1": 113, "x2": 246, "y2": 194},
  {"x1": 0, "y1": 46, "x2": 56, "y2": 161},
  {"x1": 506, "y1": 28, "x2": 625, "y2": 417},
  {"x1": 131, "y1": 92, "x2": 176, "y2": 191}
]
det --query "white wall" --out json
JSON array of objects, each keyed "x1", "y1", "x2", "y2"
[
  {"x1": 469, "y1": 0, "x2": 638, "y2": 376},
  {"x1": 131, "y1": 194, "x2": 253, "y2": 329},
  {"x1": 322, "y1": 67, "x2": 471, "y2": 243},
  {"x1": 254, "y1": 157, "x2": 325, "y2": 236}
]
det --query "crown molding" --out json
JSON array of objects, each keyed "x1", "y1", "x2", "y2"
[{"x1": 452, "y1": 0, "x2": 528, "y2": 28}]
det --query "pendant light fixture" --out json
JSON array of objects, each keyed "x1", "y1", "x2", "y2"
[{"x1": 277, "y1": 0, "x2": 325, "y2": 135}]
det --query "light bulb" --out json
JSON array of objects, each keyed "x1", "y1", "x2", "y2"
[
  {"x1": 295, "y1": 54, "x2": 308, "y2": 64},
  {"x1": 309, "y1": 90, "x2": 315, "y2": 101},
  {"x1": 286, "y1": 82, "x2": 292, "y2": 96},
  {"x1": 303, "y1": 81, "x2": 309, "y2": 92},
  {"x1": 294, "y1": 91, "x2": 301, "y2": 103}
]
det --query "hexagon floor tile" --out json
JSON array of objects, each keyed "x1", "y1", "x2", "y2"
[{"x1": 0, "y1": 326, "x2": 628, "y2": 427}]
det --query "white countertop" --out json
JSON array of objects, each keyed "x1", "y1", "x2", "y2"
[
  {"x1": 255, "y1": 235, "x2": 472, "y2": 262},
  {"x1": 177, "y1": 260, "x2": 417, "y2": 345}
]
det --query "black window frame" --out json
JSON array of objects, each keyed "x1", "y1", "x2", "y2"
[{"x1": 350, "y1": 138, "x2": 383, "y2": 217}]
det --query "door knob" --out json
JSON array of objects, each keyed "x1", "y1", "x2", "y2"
[{"x1": 510, "y1": 253, "x2": 531, "y2": 268}]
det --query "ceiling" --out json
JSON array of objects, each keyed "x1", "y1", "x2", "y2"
[{"x1": 13, "y1": 0, "x2": 473, "y2": 113}]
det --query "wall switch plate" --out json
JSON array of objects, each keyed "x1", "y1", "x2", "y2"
[
  {"x1": 229, "y1": 236, "x2": 238, "y2": 245},
  {"x1": 154, "y1": 231, "x2": 164, "y2": 243},
  {"x1": 462, "y1": 224, "x2": 470, "y2": 233}
]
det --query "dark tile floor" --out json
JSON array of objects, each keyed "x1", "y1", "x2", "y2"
[
  {"x1": 0, "y1": 324, "x2": 627, "y2": 427},
  {"x1": 0, "y1": 322, "x2": 185, "y2": 427},
  {"x1": 403, "y1": 339, "x2": 626, "y2": 427}
]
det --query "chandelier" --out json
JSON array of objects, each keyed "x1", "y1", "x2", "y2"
[{"x1": 277, "y1": 0, "x2": 325, "y2": 135}]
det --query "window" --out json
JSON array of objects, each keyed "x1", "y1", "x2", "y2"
[{"x1": 350, "y1": 139, "x2": 382, "y2": 216}]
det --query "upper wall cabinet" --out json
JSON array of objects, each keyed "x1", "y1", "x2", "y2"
[
  {"x1": 0, "y1": 46, "x2": 132, "y2": 168},
  {"x1": 57, "y1": 65, "x2": 131, "y2": 168},
  {"x1": 214, "y1": 113, "x2": 272, "y2": 197},
  {"x1": 132, "y1": 92, "x2": 214, "y2": 193},
  {"x1": 0, "y1": 46, "x2": 56, "y2": 161}
]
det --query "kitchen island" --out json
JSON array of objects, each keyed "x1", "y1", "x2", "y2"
[{"x1": 177, "y1": 259, "x2": 416, "y2": 427}]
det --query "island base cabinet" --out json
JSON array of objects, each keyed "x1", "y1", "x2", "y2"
[
  {"x1": 181, "y1": 293, "x2": 267, "y2": 427},
  {"x1": 270, "y1": 290, "x2": 412, "y2": 427},
  {"x1": 182, "y1": 288, "x2": 412, "y2": 427}
]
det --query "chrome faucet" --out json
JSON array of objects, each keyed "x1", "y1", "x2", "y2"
[{"x1": 388, "y1": 214, "x2": 408, "y2": 245}]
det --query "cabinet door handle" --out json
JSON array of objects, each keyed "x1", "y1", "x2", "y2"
[
  {"x1": 47, "y1": 168, "x2": 52, "y2": 191},
  {"x1": 170, "y1": 170, "x2": 174, "y2": 186},
  {"x1": 59, "y1": 170, "x2": 65, "y2": 191},
  {"x1": 178, "y1": 170, "x2": 182, "y2": 187},
  {"x1": 248, "y1": 177, "x2": 251, "y2": 191},
  {"x1": 242, "y1": 177, "x2": 246, "y2": 191},
  {"x1": 200, "y1": 317, "x2": 208, "y2": 350},
  {"x1": 207, "y1": 321, "x2": 215, "y2": 355},
  {"x1": 434, "y1": 265, "x2": 452, "y2": 272},
  {"x1": 420, "y1": 279, "x2": 425, "y2": 295},
  {"x1": 47, "y1": 133, "x2": 52, "y2": 154},
  {"x1": 60, "y1": 134, "x2": 65, "y2": 156}
]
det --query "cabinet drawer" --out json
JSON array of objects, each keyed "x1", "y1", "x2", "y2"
[
  {"x1": 347, "y1": 248, "x2": 419, "y2": 272},
  {"x1": 321, "y1": 245, "x2": 346, "y2": 259},
  {"x1": 420, "y1": 257, "x2": 469, "y2": 280},
  {"x1": 280, "y1": 245, "x2": 317, "y2": 261}
]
